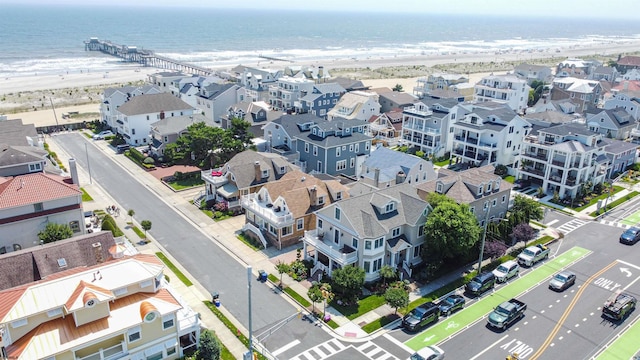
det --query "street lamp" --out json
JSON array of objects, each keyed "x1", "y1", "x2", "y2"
[{"x1": 477, "y1": 210, "x2": 508, "y2": 274}]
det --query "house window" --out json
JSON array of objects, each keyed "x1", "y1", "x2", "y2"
[
  {"x1": 318, "y1": 196, "x2": 325, "y2": 205},
  {"x1": 349, "y1": 144, "x2": 354, "y2": 152},
  {"x1": 385, "y1": 203, "x2": 394, "y2": 212},
  {"x1": 297, "y1": 218, "x2": 304, "y2": 231},
  {"x1": 413, "y1": 245, "x2": 422, "y2": 258},
  {"x1": 478, "y1": 186, "x2": 483, "y2": 195},
  {"x1": 372, "y1": 258, "x2": 383, "y2": 272},
  {"x1": 335, "y1": 208, "x2": 341, "y2": 220},
  {"x1": 365, "y1": 142, "x2": 370, "y2": 151},
  {"x1": 492, "y1": 199, "x2": 497, "y2": 207},
  {"x1": 313, "y1": 146, "x2": 318, "y2": 156},
  {"x1": 355, "y1": 143, "x2": 360, "y2": 152},
  {"x1": 147, "y1": 353, "x2": 163, "y2": 360},
  {"x1": 128, "y1": 326, "x2": 141, "y2": 343},
  {"x1": 69, "y1": 221, "x2": 80, "y2": 233},
  {"x1": 419, "y1": 225, "x2": 425, "y2": 237},
  {"x1": 336, "y1": 192, "x2": 342, "y2": 200},
  {"x1": 352, "y1": 237, "x2": 358, "y2": 249},
  {"x1": 34, "y1": 202, "x2": 44, "y2": 212},
  {"x1": 269, "y1": 224, "x2": 277, "y2": 235},
  {"x1": 318, "y1": 219, "x2": 323, "y2": 229},
  {"x1": 167, "y1": 347, "x2": 177, "y2": 356},
  {"x1": 502, "y1": 195, "x2": 506, "y2": 203},
  {"x1": 350, "y1": 158, "x2": 355, "y2": 168},
  {"x1": 57, "y1": 258, "x2": 67, "y2": 268},
  {"x1": 336, "y1": 147, "x2": 341, "y2": 157},
  {"x1": 436, "y1": 183, "x2": 443, "y2": 193},
  {"x1": 282, "y1": 225, "x2": 293, "y2": 236},
  {"x1": 262, "y1": 169, "x2": 269, "y2": 178},
  {"x1": 336, "y1": 160, "x2": 347, "y2": 171},
  {"x1": 11, "y1": 318, "x2": 28, "y2": 328},
  {"x1": 305, "y1": 143, "x2": 309, "y2": 153},
  {"x1": 374, "y1": 237, "x2": 384, "y2": 248},
  {"x1": 365, "y1": 240, "x2": 372, "y2": 250},
  {"x1": 29, "y1": 163, "x2": 42, "y2": 172},
  {"x1": 392, "y1": 227, "x2": 401, "y2": 237},
  {"x1": 163, "y1": 315, "x2": 175, "y2": 330},
  {"x1": 132, "y1": 128, "x2": 136, "y2": 135},
  {"x1": 114, "y1": 287, "x2": 128, "y2": 296},
  {"x1": 364, "y1": 261, "x2": 371, "y2": 272}
]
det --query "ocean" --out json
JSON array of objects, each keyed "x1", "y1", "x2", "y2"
[{"x1": 1, "y1": 4, "x2": 639, "y2": 78}]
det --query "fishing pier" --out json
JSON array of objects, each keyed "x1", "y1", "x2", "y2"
[{"x1": 84, "y1": 37, "x2": 214, "y2": 76}]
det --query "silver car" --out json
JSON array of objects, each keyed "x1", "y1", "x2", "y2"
[
  {"x1": 549, "y1": 271, "x2": 576, "y2": 291},
  {"x1": 409, "y1": 345, "x2": 445, "y2": 360}
]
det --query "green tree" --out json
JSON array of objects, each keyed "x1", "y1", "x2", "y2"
[
  {"x1": 425, "y1": 192, "x2": 455, "y2": 208},
  {"x1": 331, "y1": 265, "x2": 365, "y2": 301},
  {"x1": 229, "y1": 117, "x2": 255, "y2": 149},
  {"x1": 384, "y1": 286, "x2": 409, "y2": 314},
  {"x1": 392, "y1": 84, "x2": 403, "y2": 92},
  {"x1": 320, "y1": 283, "x2": 334, "y2": 315},
  {"x1": 510, "y1": 194, "x2": 543, "y2": 223},
  {"x1": 379, "y1": 265, "x2": 397, "y2": 287},
  {"x1": 422, "y1": 201, "x2": 481, "y2": 261},
  {"x1": 140, "y1": 220, "x2": 152, "y2": 240},
  {"x1": 307, "y1": 284, "x2": 324, "y2": 313},
  {"x1": 38, "y1": 222, "x2": 73, "y2": 244},
  {"x1": 275, "y1": 260, "x2": 290, "y2": 288},
  {"x1": 127, "y1": 209, "x2": 135, "y2": 223},
  {"x1": 196, "y1": 329, "x2": 221, "y2": 360}
]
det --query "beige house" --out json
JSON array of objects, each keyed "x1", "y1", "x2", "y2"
[{"x1": 0, "y1": 237, "x2": 200, "y2": 360}]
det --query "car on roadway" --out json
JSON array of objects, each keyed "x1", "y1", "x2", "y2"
[
  {"x1": 402, "y1": 302, "x2": 440, "y2": 332},
  {"x1": 549, "y1": 270, "x2": 576, "y2": 291},
  {"x1": 466, "y1": 271, "x2": 496, "y2": 296},
  {"x1": 408, "y1": 345, "x2": 445, "y2": 360},
  {"x1": 619, "y1": 227, "x2": 640, "y2": 245},
  {"x1": 492, "y1": 260, "x2": 520, "y2": 283},
  {"x1": 93, "y1": 130, "x2": 114, "y2": 140},
  {"x1": 438, "y1": 294, "x2": 465, "y2": 316}
]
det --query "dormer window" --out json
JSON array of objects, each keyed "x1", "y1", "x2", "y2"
[
  {"x1": 487, "y1": 182, "x2": 492, "y2": 192},
  {"x1": 318, "y1": 196, "x2": 325, "y2": 205},
  {"x1": 436, "y1": 183, "x2": 443, "y2": 194},
  {"x1": 336, "y1": 191, "x2": 342, "y2": 200},
  {"x1": 392, "y1": 227, "x2": 401, "y2": 237},
  {"x1": 385, "y1": 202, "x2": 395, "y2": 213},
  {"x1": 262, "y1": 169, "x2": 269, "y2": 178},
  {"x1": 478, "y1": 185, "x2": 483, "y2": 195}
]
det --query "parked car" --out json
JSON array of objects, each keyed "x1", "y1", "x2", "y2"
[
  {"x1": 620, "y1": 227, "x2": 640, "y2": 245},
  {"x1": 492, "y1": 260, "x2": 520, "y2": 283},
  {"x1": 549, "y1": 271, "x2": 576, "y2": 291},
  {"x1": 402, "y1": 302, "x2": 440, "y2": 332},
  {"x1": 513, "y1": 179, "x2": 531, "y2": 189},
  {"x1": 438, "y1": 294, "x2": 466, "y2": 316},
  {"x1": 408, "y1": 345, "x2": 445, "y2": 360},
  {"x1": 93, "y1": 130, "x2": 114, "y2": 140},
  {"x1": 517, "y1": 244, "x2": 550, "y2": 267},
  {"x1": 466, "y1": 272, "x2": 496, "y2": 296}
]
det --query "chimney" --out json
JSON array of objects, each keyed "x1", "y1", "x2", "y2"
[
  {"x1": 160, "y1": 111, "x2": 165, "y2": 120},
  {"x1": 69, "y1": 158, "x2": 79, "y2": 184},
  {"x1": 309, "y1": 185, "x2": 317, "y2": 205},
  {"x1": 374, "y1": 168, "x2": 380, "y2": 188},
  {"x1": 254, "y1": 161, "x2": 261, "y2": 182},
  {"x1": 92, "y1": 242, "x2": 104, "y2": 263},
  {"x1": 624, "y1": 81, "x2": 629, "y2": 91},
  {"x1": 396, "y1": 171, "x2": 406, "y2": 184}
]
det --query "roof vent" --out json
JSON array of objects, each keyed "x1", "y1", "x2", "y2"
[{"x1": 57, "y1": 258, "x2": 67, "y2": 268}]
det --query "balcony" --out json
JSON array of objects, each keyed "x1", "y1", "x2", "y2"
[
  {"x1": 403, "y1": 105, "x2": 433, "y2": 117},
  {"x1": 77, "y1": 341, "x2": 126, "y2": 360},
  {"x1": 303, "y1": 229, "x2": 357, "y2": 265},
  {"x1": 551, "y1": 159, "x2": 566, "y2": 167},
  {"x1": 522, "y1": 167, "x2": 545, "y2": 176},
  {"x1": 201, "y1": 169, "x2": 228, "y2": 186},
  {"x1": 242, "y1": 194, "x2": 295, "y2": 226},
  {"x1": 521, "y1": 152, "x2": 548, "y2": 161},
  {"x1": 454, "y1": 135, "x2": 479, "y2": 145}
]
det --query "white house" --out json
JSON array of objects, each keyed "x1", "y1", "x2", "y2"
[
  {"x1": 100, "y1": 85, "x2": 162, "y2": 129},
  {"x1": 268, "y1": 76, "x2": 315, "y2": 111},
  {"x1": 194, "y1": 83, "x2": 246, "y2": 123},
  {"x1": 473, "y1": 74, "x2": 530, "y2": 113}
]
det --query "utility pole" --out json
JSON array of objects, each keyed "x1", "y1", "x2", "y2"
[
  {"x1": 85, "y1": 143, "x2": 92, "y2": 184},
  {"x1": 49, "y1": 97, "x2": 60, "y2": 133},
  {"x1": 477, "y1": 207, "x2": 491, "y2": 274},
  {"x1": 244, "y1": 266, "x2": 253, "y2": 360}
]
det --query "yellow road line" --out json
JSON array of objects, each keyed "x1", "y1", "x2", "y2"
[{"x1": 529, "y1": 261, "x2": 618, "y2": 360}]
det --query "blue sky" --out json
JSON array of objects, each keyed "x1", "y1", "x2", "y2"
[{"x1": 1, "y1": 0, "x2": 638, "y2": 19}]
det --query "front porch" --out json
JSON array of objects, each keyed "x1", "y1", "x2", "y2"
[{"x1": 302, "y1": 229, "x2": 357, "y2": 276}]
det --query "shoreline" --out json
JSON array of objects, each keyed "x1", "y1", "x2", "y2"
[{"x1": 2, "y1": 40, "x2": 640, "y2": 116}]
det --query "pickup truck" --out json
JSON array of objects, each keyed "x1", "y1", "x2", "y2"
[
  {"x1": 487, "y1": 298, "x2": 526, "y2": 329},
  {"x1": 517, "y1": 244, "x2": 549, "y2": 267}
]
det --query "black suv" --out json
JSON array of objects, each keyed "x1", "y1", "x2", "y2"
[
  {"x1": 466, "y1": 272, "x2": 496, "y2": 296},
  {"x1": 402, "y1": 302, "x2": 440, "y2": 332}
]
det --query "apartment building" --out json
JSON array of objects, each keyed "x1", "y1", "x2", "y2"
[
  {"x1": 473, "y1": 74, "x2": 530, "y2": 113},
  {"x1": 401, "y1": 100, "x2": 453, "y2": 157}
]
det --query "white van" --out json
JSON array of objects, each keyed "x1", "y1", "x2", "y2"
[{"x1": 492, "y1": 260, "x2": 520, "y2": 283}]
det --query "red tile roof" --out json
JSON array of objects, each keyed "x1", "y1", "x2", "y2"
[
  {"x1": 618, "y1": 56, "x2": 640, "y2": 67},
  {"x1": 0, "y1": 173, "x2": 81, "y2": 209}
]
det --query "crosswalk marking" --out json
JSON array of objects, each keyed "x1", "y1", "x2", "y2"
[
  {"x1": 556, "y1": 219, "x2": 588, "y2": 235},
  {"x1": 289, "y1": 339, "x2": 400, "y2": 360},
  {"x1": 356, "y1": 341, "x2": 400, "y2": 360}
]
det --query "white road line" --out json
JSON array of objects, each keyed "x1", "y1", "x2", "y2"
[
  {"x1": 546, "y1": 219, "x2": 559, "y2": 226},
  {"x1": 469, "y1": 334, "x2": 509, "y2": 360},
  {"x1": 272, "y1": 339, "x2": 301, "y2": 356},
  {"x1": 623, "y1": 275, "x2": 640, "y2": 290},
  {"x1": 617, "y1": 259, "x2": 640, "y2": 271}
]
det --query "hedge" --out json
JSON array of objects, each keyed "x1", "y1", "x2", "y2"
[{"x1": 101, "y1": 214, "x2": 124, "y2": 237}]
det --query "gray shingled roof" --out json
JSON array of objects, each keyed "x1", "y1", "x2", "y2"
[
  {"x1": 317, "y1": 183, "x2": 429, "y2": 238},
  {"x1": 0, "y1": 119, "x2": 38, "y2": 146},
  {"x1": 150, "y1": 114, "x2": 212, "y2": 135},
  {"x1": 225, "y1": 150, "x2": 298, "y2": 190},
  {"x1": 0, "y1": 145, "x2": 47, "y2": 167},
  {"x1": 361, "y1": 146, "x2": 436, "y2": 183},
  {"x1": 586, "y1": 108, "x2": 635, "y2": 129},
  {"x1": 602, "y1": 138, "x2": 638, "y2": 154},
  {"x1": 0, "y1": 232, "x2": 116, "y2": 291},
  {"x1": 117, "y1": 93, "x2": 193, "y2": 116},
  {"x1": 550, "y1": 140, "x2": 591, "y2": 153},
  {"x1": 199, "y1": 83, "x2": 237, "y2": 100},
  {"x1": 541, "y1": 122, "x2": 592, "y2": 137},
  {"x1": 272, "y1": 114, "x2": 371, "y2": 148},
  {"x1": 416, "y1": 165, "x2": 512, "y2": 204}
]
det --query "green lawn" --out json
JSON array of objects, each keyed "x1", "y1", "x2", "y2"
[
  {"x1": 433, "y1": 158, "x2": 452, "y2": 167},
  {"x1": 236, "y1": 233, "x2": 263, "y2": 251},
  {"x1": 80, "y1": 188, "x2": 93, "y2": 201},
  {"x1": 503, "y1": 175, "x2": 515, "y2": 184},
  {"x1": 131, "y1": 225, "x2": 146, "y2": 239},
  {"x1": 573, "y1": 186, "x2": 624, "y2": 211},
  {"x1": 155, "y1": 252, "x2": 193, "y2": 287},
  {"x1": 362, "y1": 313, "x2": 401, "y2": 333},
  {"x1": 283, "y1": 286, "x2": 312, "y2": 307},
  {"x1": 166, "y1": 177, "x2": 204, "y2": 190},
  {"x1": 330, "y1": 294, "x2": 386, "y2": 320}
]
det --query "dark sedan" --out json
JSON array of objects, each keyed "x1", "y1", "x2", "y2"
[
  {"x1": 438, "y1": 294, "x2": 465, "y2": 316},
  {"x1": 620, "y1": 227, "x2": 640, "y2": 245}
]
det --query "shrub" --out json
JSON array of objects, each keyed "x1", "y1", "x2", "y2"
[
  {"x1": 101, "y1": 214, "x2": 124, "y2": 237},
  {"x1": 143, "y1": 156, "x2": 155, "y2": 164},
  {"x1": 289, "y1": 261, "x2": 308, "y2": 281}
]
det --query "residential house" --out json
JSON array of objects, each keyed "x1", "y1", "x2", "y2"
[
  {"x1": 376, "y1": 91, "x2": 418, "y2": 113},
  {"x1": 616, "y1": 55, "x2": 640, "y2": 74},
  {"x1": 295, "y1": 83, "x2": 346, "y2": 118},
  {"x1": 200, "y1": 150, "x2": 298, "y2": 210},
  {"x1": 516, "y1": 122, "x2": 608, "y2": 199},
  {"x1": 550, "y1": 77, "x2": 603, "y2": 114},
  {"x1": 591, "y1": 65, "x2": 618, "y2": 83},
  {"x1": 413, "y1": 73, "x2": 468, "y2": 98},
  {"x1": 100, "y1": 85, "x2": 162, "y2": 129},
  {"x1": 416, "y1": 165, "x2": 512, "y2": 225},
  {"x1": 530, "y1": 97, "x2": 578, "y2": 115},
  {"x1": 0, "y1": 242, "x2": 200, "y2": 360},
  {"x1": 149, "y1": 114, "x2": 212, "y2": 157},
  {"x1": 368, "y1": 109, "x2": 403, "y2": 145},
  {"x1": 424, "y1": 89, "x2": 467, "y2": 102},
  {"x1": 622, "y1": 69, "x2": 640, "y2": 81},
  {"x1": 221, "y1": 101, "x2": 281, "y2": 136},
  {"x1": 283, "y1": 65, "x2": 331, "y2": 83},
  {"x1": 331, "y1": 77, "x2": 368, "y2": 92},
  {"x1": 302, "y1": 183, "x2": 431, "y2": 281},
  {"x1": 0, "y1": 172, "x2": 84, "y2": 254},
  {"x1": 450, "y1": 102, "x2": 532, "y2": 169},
  {"x1": 0, "y1": 119, "x2": 48, "y2": 177},
  {"x1": 240, "y1": 67, "x2": 282, "y2": 102},
  {"x1": 114, "y1": 93, "x2": 195, "y2": 146},
  {"x1": 147, "y1": 71, "x2": 188, "y2": 93},
  {"x1": 605, "y1": 83, "x2": 640, "y2": 120},
  {"x1": 523, "y1": 110, "x2": 582, "y2": 137},
  {"x1": 602, "y1": 139, "x2": 637, "y2": 178},
  {"x1": 358, "y1": 145, "x2": 436, "y2": 188},
  {"x1": 473, "y1": 74, "x2": 530, "y2": 113},
  {"x1": 241, "y1": 170, "x2": 348, "y2": 249},
  {"x1": 514, "y1": 63, "x2": 553, "y2": 85},
  {"x1": 268, "y1": 76, "x2": 315, "y2": 112},
  {"x1": 194, "y1": 83, "x2": 246, "y2": 123},
  {"x1": 168, "y1": 75, "x2": 226, "y2": 108},
  {"x1": 327, "y1": 91, "x2": 381, "y2": 121},
  {"x1": 556, "y1": 58, "x2": 600, "y2": 78},
  {"x1": 401, "y1": 100, "x2": 453, "y2": 157},
  {"x1": 585, "y1": 108, "x2": 637, "y2": 140},
  {"x1": 263, "y1": 113, "x2": 372, "y2": 176}
]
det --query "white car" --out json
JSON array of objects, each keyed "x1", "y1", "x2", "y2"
[
  {"x1": 408, "y1": 345, "x2": 444, "y2": 360},
  {"x1": 492, "y1": 260, "x2": 520, "y2": 283},
  {"x1": 93, "y1": 130, "x2": 114, "y2": 140}
]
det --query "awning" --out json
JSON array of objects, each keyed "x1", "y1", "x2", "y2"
[
  {"x1": 387, "y1": 236, "x2": 411, "y2": 252},
  {"x1": 217, "y1": 183, "x2": 238, "y2": 198}
]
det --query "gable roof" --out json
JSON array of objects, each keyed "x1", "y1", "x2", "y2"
[
  {"x1": 271, "y1": 114, "x2": 371, "y2": 148},
  {"x1": 586, "y1": 108, "x2": 635, "y2": 129},
  {"x1": 116, "y1": 93, "x2": 193, "y2": 116},
  {"x1": 0, "y1": 173, "x2": 81, "y2": 209},
  {"x1": 416, "y1": 165, "x2": 511, "y2": 204},
  {"x1": 224, "y1": 150, "x2": 298, "y2": 190},
  {"x1": 0, "y1": 119, "x2": 39, "y2": 147},
  {"x1": 617, "y1": 56, "x2": 640, "y2": 67},
  {"x1": 150, "y1": 114, "x2": 212, "y2": 135},
  {"x1": 361, "y1": 146, "x2": 436, "y2": 184},
  {"x1": 0, "y1": 145, "x2": 47, "y2": 167},
  {"x1": 378, "y1": 91, "x2": 418, "y2": 105}
]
